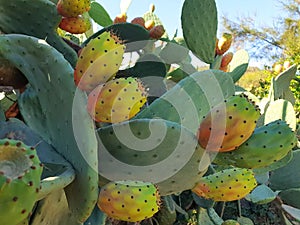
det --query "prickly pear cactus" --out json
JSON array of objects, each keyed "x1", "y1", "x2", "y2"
[
  {"x1": 0, "y1": 138, "x2": 43, "y2": 225},
  {"x1": 198, "y1": 94, "x2": 260, "y2": 152},
  {"x1": 213, "y1": 120, "x2": 297, "y2": 169},
  {"x1": 98, "y1": 180, "x2": 160, "y2": 222},
  {"x1": 74, "y1": 31, "x2": 125, "y2": 91},
  {"x1": 97, "y1": 118, "x2": 208, "y2": 196},
  {"x1": 0, "y1": 34, "x2": 98, "y2": 222},
  {"x1": 192, "y1": 167, "x2": 257, "y2": 201},
  {"x1": 87, "y1": 77, "x2": 147, "y2": 123},
  {"x1": 136, "y1": 70, "x2": 235, "y2": 134}
]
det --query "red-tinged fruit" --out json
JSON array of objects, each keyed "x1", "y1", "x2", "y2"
[
  {"x1": 149, "y1": 25, "x2": 165, "y2": 39},
  {"x1": 131, "y1": 17, "x2": 146, "y2": 28},
  {"x1": 98, "y1": 180, "x2": 160, "y2": 222},
  {"x1": 114, "y1": 13, "x2": 127, "y2": 24},
  {"x1": 192, "y1": 168, "x2": 257, "y2": 202},
  {"x1": 74, "y1": 31, "x2": 125, "y2": 91},
  {"x1": 87, "y1": 77, "x2": 147, "y2": 123},
  {"x1": 216, "y1": 33, "x2": 233, "y2": 55},
  {"x1": 198, "y1": 94, "x2": 260, "y2": 152},
  {"x1": 57, "y1": 0, "x2": 91, "y2": 17},
  {"x1": 221, "y1": 52, "x2": 234, "y2": 68},
  {"x1": 59, "y1": 15, "x2": 91, "y2": 34}
]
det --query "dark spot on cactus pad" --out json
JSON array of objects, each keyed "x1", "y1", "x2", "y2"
[
  {"x1": 13, "y1": 197, "x2": 18, "y2": 202},
  {"x1": 131, "y1": 196, "x2": 134, "y2": 199},
  {"x1": 228, "y1": 116, "x2": 232, "y2": 119},
  {"x1": 21, "y1": 209, "x2": 26, "y2": 214},
  {"x1": 30, "y1": 166, "x2": 36, "y2": 170}
]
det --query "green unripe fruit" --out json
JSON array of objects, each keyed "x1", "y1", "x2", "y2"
[{"x1": 0, "y1": 139, "x2": 43, "y2": 225}]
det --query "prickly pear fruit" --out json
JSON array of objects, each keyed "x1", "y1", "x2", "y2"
[
  {"x1": 0, "y1": 139, "x2": 43, "y2": 225},
  {"x1": 74, "y1": 31, "x2": 125, "y2": 91},
  {"x1": 283, "y1": 60, "x2": 291, "y2": 70},
  {"x1": 98, "y1": 180, "x2": 161, "y2": 222},
  {"x1": 149, "y1": 3, "x2": 155, "y2": 12},
  {"x1": 149, "y1": 25, "x2": 165, "y2": 39},
  {"x1": 220, "y1": 52, "x2": 233, "y2": 72},
  {"x1": 114, "y1": 13, "x2": 127, "y2": 24},
  {"x1": 87, "y1": 77, "x2": 147, "y2": 123},
  {"x1": 221, "y1": 52, "x2": 234, "y2": 68},
  {"x1": 145, "y1": 20, "x2": 155, "y2": 30},
  {"x1": 59, "y1": 15, "x2": 91, "y2": 34},
  {"x1": 222, "y1": 220, "x2": 240, "y2": 225},
  {"x1": 192, "y1": 168, "x2": 257, "y2": 202},
  {"x1": 213, "y1": 120, "x2": 297, "y2": 169},
  {"x1": 57, "y1": 0, "x2": 91, "y2": 17},
  {"x1": 131, "y1": 17, "x2": 146, "y2": 28},
  {"x1": 216, "y1": 33, "x2": 232, "y2": 55},
  {"x1": 198, "y1": 95, "x2": 260, "y2": 152},
  {"x1": 273, "y1": 63, "x2": 283, "y2": 74}
]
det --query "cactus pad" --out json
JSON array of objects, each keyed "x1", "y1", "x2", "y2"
[
  {"x1": 181, "y1": 0, "x2": 217, "y2": 63},
  {"x1": 192, "y1": 168, "x2": 257, "y2": 202},
  {"x1": 213, "y1": 120, "x2": 297, "y2": 169},
  {"x1": 87, "y1": 77, "x2": 147, "y2": 123},
  {"x1": 74, "y1": 31, "x2": 125, "y2": 91},
  {"x1": 98, "y1": 180, "x2": 160, "y2": 222},
  {"x1": 0, "y1": 138, "x2": 43, "y2": 225},
  {"x1": 198, "y1": 94, "x2": 260, "y2": 152}
]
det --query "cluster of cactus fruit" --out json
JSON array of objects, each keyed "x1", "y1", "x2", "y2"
[{"x1": 0, "y1": 0, "x2": 299, "y2": 224}]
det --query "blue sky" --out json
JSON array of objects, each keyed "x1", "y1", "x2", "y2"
[
  {"x1": 97, "y1": 0, "x2": 283, "y2": 37},
  {"x1": 96, "y1": 0, "x2": 285, "y2": 67}
]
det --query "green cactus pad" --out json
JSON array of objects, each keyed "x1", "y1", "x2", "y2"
[
  {"x1": 229, "y1": 49, "x2": 250, "y2": 82},
  {"x1": 213, "y1": 120, "x2": 297, "y2": 169},
  {"x1": 0, "y1": 138, "x2": 43, "y2": 225},
  {"x1": 82, "y1": 23, "x2": 150, "y2": 52},
  {"x1": 271, "y1": 64, "x2": 297, "y2": 100},
  {"x1": 97, "y1": 118, "x2": 208, "y2": 196},
  {"x1": 136, "y1": 70, "x2": 235, "y2": 134},
  {"x1": 31, "y1": 189, "x2": 81, "y2": 225},
  {"x1": 264, "y1": 99, "x2": 297, "y2": 131},
  {"x1": 0, "y1": 0, "x2": 78, "y2": 67},
  {"x1": 192, "y1": 167, "x2": 257, "y2": 201},
  {"x1": 269, "y1": 149, "x2": 300, "y2": 191},
  {"x1": 0, "y1": 34, "x2": 98, "y2": 222},
  {"x1": 88, "y1": 1, "x2": 113, "y2": 27},
  {"x1": 181, "y1": 0, "x2": 218, "y2": 63},
  {"x1": 98, "y1": 180, "x2": 160, "y2": 222}
]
